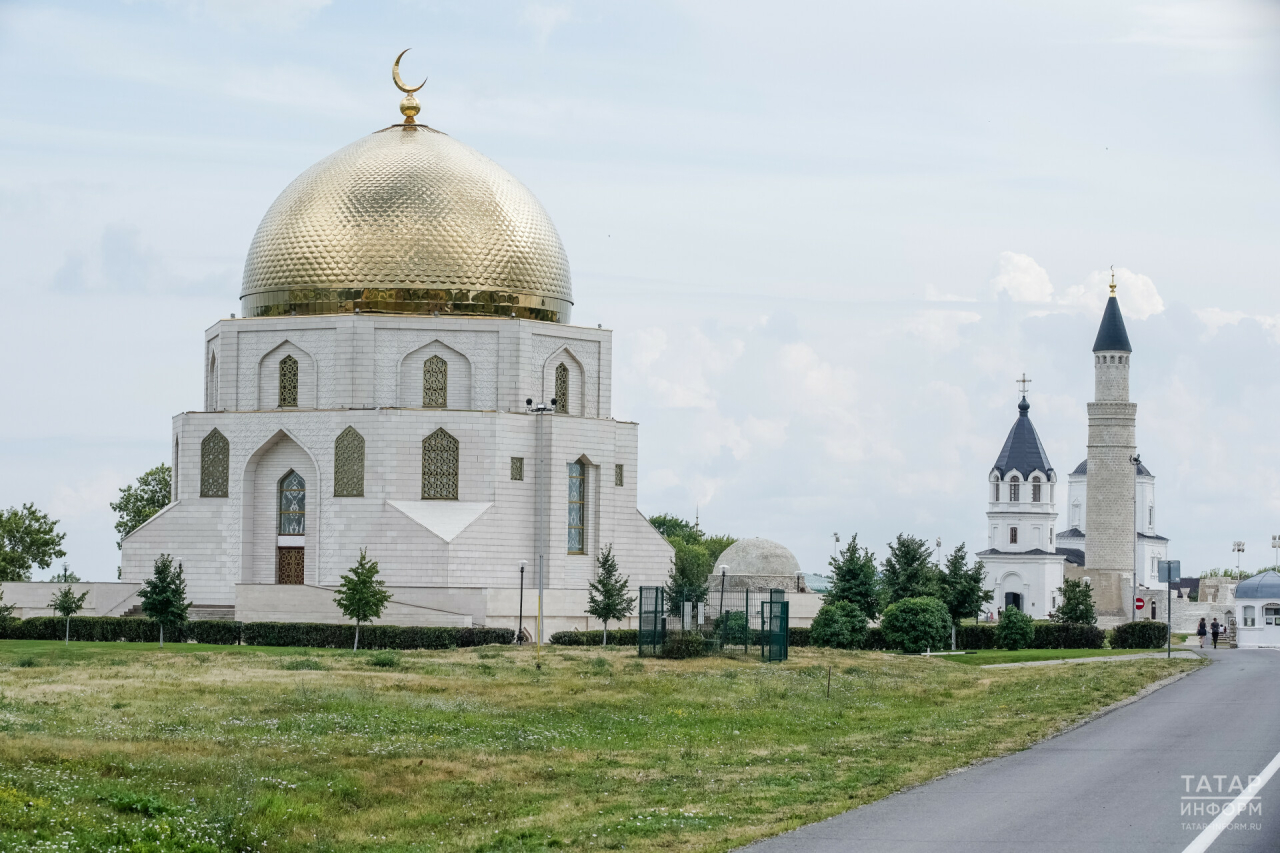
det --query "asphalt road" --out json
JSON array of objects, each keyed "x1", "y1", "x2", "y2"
[{"x1": 741, "y1": 649, "x2": 1280, "y2": 853}]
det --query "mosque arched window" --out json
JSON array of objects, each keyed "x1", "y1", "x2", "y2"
[
  {"x1": 567, "y1": 459, "x2": 587, "y2": 554},
  {"x1": 334, "y1": 427, "x2": 365, "y2": 497},
  {"x1": 422, "y1": 428, "x2": 459, "y2": 500},
  {"x1": 1031, "y1": 475, "x2": 1041, "y2": 503},
  {"x1": 1009, "y1": 475, "x2": 1020, "y2": 503},
  {"x1": 423, "y1": 356, "x2": 447, "y2": 408},
  {"x1": 279, "y1": 355, "x2": 299, "y2": 407},
  {"x1": 200, "y1": 429, "x2": 229, "y2": 498},
  {"x1": 555, "y1": 362, "x2": 569, "y2": 414},
  {"x1": 207, "y1": 353, "x2": 218, "y2": 411},
  {"x1": 278, "y1": 470, "x2": 305, "y2": 535}
]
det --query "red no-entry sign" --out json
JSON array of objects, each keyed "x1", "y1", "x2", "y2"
[{"x1": 1135, "y1": 597, "x2": 1145, "y2": 610}]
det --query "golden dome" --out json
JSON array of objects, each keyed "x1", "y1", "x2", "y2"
[{"x1": 240, "y1": 123, "x2": 572, "y2": 322}]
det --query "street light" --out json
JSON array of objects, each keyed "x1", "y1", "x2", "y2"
[
  {"x1": 832, "y1": 533, "x2": 840, "y2": 560},
  {"x1": 1271, "y1": 535, "x2": 1279, "y2": 570},
  {"x1": 517, "y1": 561, "x2": 527, "y2": 645},
  {"x1": 1233, "y1": 541, "x2": 1246, "y2": 575}
]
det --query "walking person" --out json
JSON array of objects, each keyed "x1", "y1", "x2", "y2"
[
  {"x1": 1211, "y1": 617, "x2": 1221, "y2": 649},
  {"x1": 1197, "y1": 617, "x2": 1208, "y2": 649}
]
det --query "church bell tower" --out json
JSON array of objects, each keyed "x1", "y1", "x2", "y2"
[{"x1": 1084, "y1": 278, "x2": 1136, "y2": 621}]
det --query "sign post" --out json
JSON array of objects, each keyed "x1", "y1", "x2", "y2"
[
  {"x1": 1135, "y1": 597, "x2": 1144, "y2": 611},
  {"x1": 1158, "y1": 560, "x2": 1181, "y2": 659}
]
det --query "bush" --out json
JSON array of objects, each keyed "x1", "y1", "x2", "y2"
[
  {"x1": 0, "y1": 616, "x2": 163, "y2": 642},
  {"x1": 994, "y1": 608, "x2": 1034, "y2": 651},
  {"x1": 239, "y1": 622, "x2": 513, "y2": 650},
  {"x1": 713, "y1": 611, "x2": 752, "y2": 647},
  {"x1": 788, "y1": 627, "x2": 810, "y2": 648},
  {"x1": 1110, "y1": 620, "x2": 1169, "y2": 649},
  {"x1": 809, "y1": 601, "x2": 868, "y2": 649},
  {"x1": 955, "y1": 623, "x2": 998, "y2": 650},
  {"x1": 879, "y1": 597, "x2": 952, "y2": 653},
  {"x1": 659, "y1": 631, "x2": 709, "y2": 659},
  {"x1": 368, "y1": 650, "x2": 401, "y2": 668},
  {"x1": 549, "y1": 629, "x2": 639, "y2": 647},
  {"x1": 1032, "y1": 621, "x2": 1105, "y2": 649},
  {"x1": 187, "y1": 620, "x2": 242, "y2": 645},
  {"x1": 860, "y1": 626, "x2": 888, "y2": 650}
]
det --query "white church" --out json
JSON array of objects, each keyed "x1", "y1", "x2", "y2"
[
  {"x1": 112, "y1": 70, "x2": 674, "y2": 634},
  {"x1": 979, "y1": 289, "x2": 1169, "y2": 622}
]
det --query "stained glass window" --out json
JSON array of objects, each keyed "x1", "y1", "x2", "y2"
[
  {"x1": 615, "y1": 464, "x2": 624, "y2": 487},
  {"x1": 200, "y1": 429, "x2": 229, "y2": 498},
  {"x1": 279, "y1": 355, "x2": 299, "y2": 407},
  {"x1": 555, "y1": 363, "x2": 569, "y2": 414},
  {"x1": 423, "y1": 355, "x2": 448, "y2": 408},
  {"x1": 278, "y1": 470, "x2": 305, "y2": 535},
  {"x1": 422, "y1": 428, "x2": 459, "y2": 500},
  {"x1": 511, "y1": 457, "x2": 524, "y2": 481},
  {"x1": 567, "y1": 460, "x2": 586, "y2": 554},
  {"x1": 334, "y1": 427, "x2": 365, "y2": 497}
]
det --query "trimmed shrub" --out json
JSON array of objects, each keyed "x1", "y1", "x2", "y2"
[
  {"x1": 1110, "y1": 620, "x2": 1169, "y2": 649},
  {"x1": 994, "y1": 607, "x2": 1034, "y2": 651},
  {"x1": 659, "y1": 631, "x2": 709, "y2": 659},
  {"x1": 879, "y1": 597, "x2": 952, "y2": 653},
  {"x1": 1032, "y1": 621, "x2": 1105, "y2": 649},
  {"x1": 788, "y1": 627, "x2": 810, "y2": 648},
  {"x1": 550, "y1": 629, "x2": 639, "y2": 647},
  {"x1": 860, "y1": 626, "x2": 888, "y2": 650},
  {"x1": 0, "y1": 616, "x2": 162, "y2": 643},
  {"x1": 240, "y1": 622, "x2": 513, "y2": 650},
  {"x1": 955, "y1": 623, "x2": 998, "y2": 650},
  {"x1": 809, "y1": 601, "x2": 868, "y2": 649},
  {"x1": 188, "y1": 621, "x2": 242, "y2": 645}
]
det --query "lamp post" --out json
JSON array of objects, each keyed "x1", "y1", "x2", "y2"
[
  {"x1": 1233, "y1": 541, "x2": 1245, "y2": 576},
  {"x1": 1272, "y1": 535, "x2": 1279, "y2": 570},
  {"x1": 832, "y1": 533, "x2": 840, "y2": 561},
  {"x1": 517, "y1": 561, "x2": 526, "y2": 645}
]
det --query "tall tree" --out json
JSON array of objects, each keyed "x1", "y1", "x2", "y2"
[
  {"x1": 701, "y1": 534, "x2": 737, "y2": 567},
  {"x1": 939, "y1": 545, "x2": 992, "y2": 648},
  {"x1": 1052, "y1": 578, "x2": 1097, "y2": 625},
  {"x1": 334, "y1": 549, "x2": 391, "y2": 650},
  {"x1": 665, "y1": 539, "x2": 711, "y2": 608},
  {"x1": 825, "y1": 533, "x2": 880, "y2": 618},
  {"x1": 49, "y1": 585, "x2": 89, "y2": 646},
  {"x1": 880, "y1": 534, "x2": 940, "y2": 605},
  {"x1": 0, "y1": 503, "x2": 66, "y2": 582},
  {"x1": 110, "y1": 464, "x2": 172, "y2": 548},
  {"x1": 586, "y1": 544, "x2": 636, "y2": 646},
  {"x1": 648, "y1": 514, "x2": 699, "y2": 543},
  {"x1": 138, "y1": 554, "x2": 190, "y2": 648}
]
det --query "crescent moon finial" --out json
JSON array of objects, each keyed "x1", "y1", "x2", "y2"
[{"x1": 393, "y1": 48, "x2": 426, "y2": 94}]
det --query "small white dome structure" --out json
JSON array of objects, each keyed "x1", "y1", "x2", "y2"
[{"x1": 715, "y1": 538, "x2": 807, "y2": 592}]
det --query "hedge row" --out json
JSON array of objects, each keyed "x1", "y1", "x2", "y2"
[
  {"x1": 1110, "y1": 620, "x2": 1169, "y2": 649},
  {"x1": 0, "y1": 617, "x2": 513, "y2": 650},
  {"x1": 550, "y1": 630, "x2": 639, "y2": 647}
]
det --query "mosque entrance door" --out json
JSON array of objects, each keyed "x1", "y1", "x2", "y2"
[
  {"x1": 277, "y1": 548, "x2": 304, "y2": 585},
  {"x1": 1005, "y1": 592, "x2": 1022, "y2": 611}
]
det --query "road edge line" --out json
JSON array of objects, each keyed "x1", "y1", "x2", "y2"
[{"x1": 1181, "y1": 747, "x2": 1280, "y2": 853}]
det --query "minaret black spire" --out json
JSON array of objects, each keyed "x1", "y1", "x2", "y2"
[{"x1": 1092, "y1": 278, "x2": 1132, "y2": 353}]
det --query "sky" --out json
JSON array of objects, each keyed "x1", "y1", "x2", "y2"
[{"x1": 1, "y1": 0, "x2": 1278, "y2": 582}]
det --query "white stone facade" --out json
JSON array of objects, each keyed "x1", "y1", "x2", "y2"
[
  {"x1": 120, "y1": 313, "x2": 674, "y2": 632},
  {"x1": 1085, "y1": 349, "x2": 1138, "y2": 619},
  {"x1": 1065, "y1": 464, "x2": 1169, "y2": 592}
]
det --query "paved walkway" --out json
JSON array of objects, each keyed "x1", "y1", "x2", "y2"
[
  {"x1": 741, "y1": 649, "x2": 1280, "y2": 852},
  {"x1": 982, "y1": 650, "x2": 1201, "y2": 668}
]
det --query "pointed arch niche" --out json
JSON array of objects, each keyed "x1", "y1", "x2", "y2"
[
  {"x1": 256, "y1": 340, "x2": 316, "y2": 409},
  {"x1": 543, "y1": 348, "x2": 584, "y2": 416},
  {"x1": 398, "y1": 341, "x2": 472, "y2": 409},
  {"x1": 333, "y1": 426, "x2": 365, "y2": 497}
]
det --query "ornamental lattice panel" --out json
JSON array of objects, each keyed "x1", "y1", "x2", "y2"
[
  {"x1": 422, "y1": 428, "x2": 459, "y2": 500},
  {"x1": 277, "y1": 548, "x2": 304, "y2": 584},
  {"x1": 333, "y1": 426, "x2": 365, "y2": 497},
  {"x1": 510, "y1": 456, "x2": 524, "y2": 481},
  {"x1": 279, "y1": 355, "x2": 299, "y2": 407},
  {"x1": 200, "y1": 429, "x2": 229, "y2": 498},
  {"x1": 423, "y1": 355, "x2": 447, "y2": 408},
  {"x1": 555, "y1": 362, "x2": 568, "y2": 413}
]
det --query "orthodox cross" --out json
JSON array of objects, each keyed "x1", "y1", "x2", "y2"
[{"x1": 1016, "y1": 373, "x2": 1032, "y2": 395}]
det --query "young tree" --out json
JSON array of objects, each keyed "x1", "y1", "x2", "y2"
[
  {"x1": 881, "y1": 534, "x2": 940, "y2": 605},
  {"x1": 1052, "y1": 578, "x2": 1097, "y2": 625},
  {"x1": 995, "y1": 606, "x2": 1035, "y2": 651},
  {"x1": 138, "y1": 554, "x2": 190, "y2": 648},
  {"x1": 879, "y1": 596, "x2": 952, "y2": 653},
  {"x1": 665, "y1": 539, "x2": 711, "y2": 608},
  {"x1": 49, "y1": 585, "x2": 89, "y2": 645},
  {"x1": 826, "y1": 533, "x2": 880, "y2": 618},
  {"x1": 0, "y1": 503, "x2": 66, "y2": 582},
  {"x1": 110, "y1": 464, "x2": 172, "y2": 548},
  {"x1": 939, "y1": 545, "x2": 994, "y2": 648},
  {"x1": 586, "y1": 544, "x2": 636, "y2": 646},
  {"x1": 46, "y1": 562, "x2": 81, "y2": 583},
  {"x1": 334, "y1": 549, "x2": 391, "y2": 650}
]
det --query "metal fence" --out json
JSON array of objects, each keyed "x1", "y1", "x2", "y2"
[
  {"x1": 639, "y1": 586, "x2": 666, "y2": 657},
  {"x1": 637, "y1": 584, "x2": 790, "y2": 660},
  {"x1": 761, "y1": 599, "x2": 790, "y2": 662}
]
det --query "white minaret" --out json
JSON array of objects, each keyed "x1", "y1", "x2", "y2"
[{"x1": 1084, "y1": 276, "x2": 1137, "y2": 621}]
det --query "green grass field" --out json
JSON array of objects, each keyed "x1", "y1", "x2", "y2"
[
  {"x1": 0, "y1": 639, "x2": 1202, "y2": 852},
  {"x1": 939, "y1": 648, "x2": 1176, "y2": 666}
]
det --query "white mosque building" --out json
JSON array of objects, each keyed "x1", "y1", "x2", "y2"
[
  {"x1": 113, "y1": 69, "x2": 674, "y2": 633},
  {"x1": 979, "y1": 288, "x2": 1170, "y2": 623}
]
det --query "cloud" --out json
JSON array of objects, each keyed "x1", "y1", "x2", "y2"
[
  {"x1": 1060, "y1": 267, "x2": 1165, "y2": 319},
  {"x1": 925, "y1": 283, "x2": 977, "y2": 302},
  {"x1": 51, "y1": 225, "x2": 233, "y2": 295},
  {"x1": 903, "y1": 309, "x2": 983, "y2": 348},
  {"x1": 524, "y1": 3, "x2": 572, "y2": 47},
  {"x1": 153, "y1": 0, "x2": 332, "y2": 31},
  {"x1": 1195, "y1": 307, "x2": 1280, "y2": 343},
  {"x1": 991, "y1": 251, "x2": 1054, "y2": 302}
]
